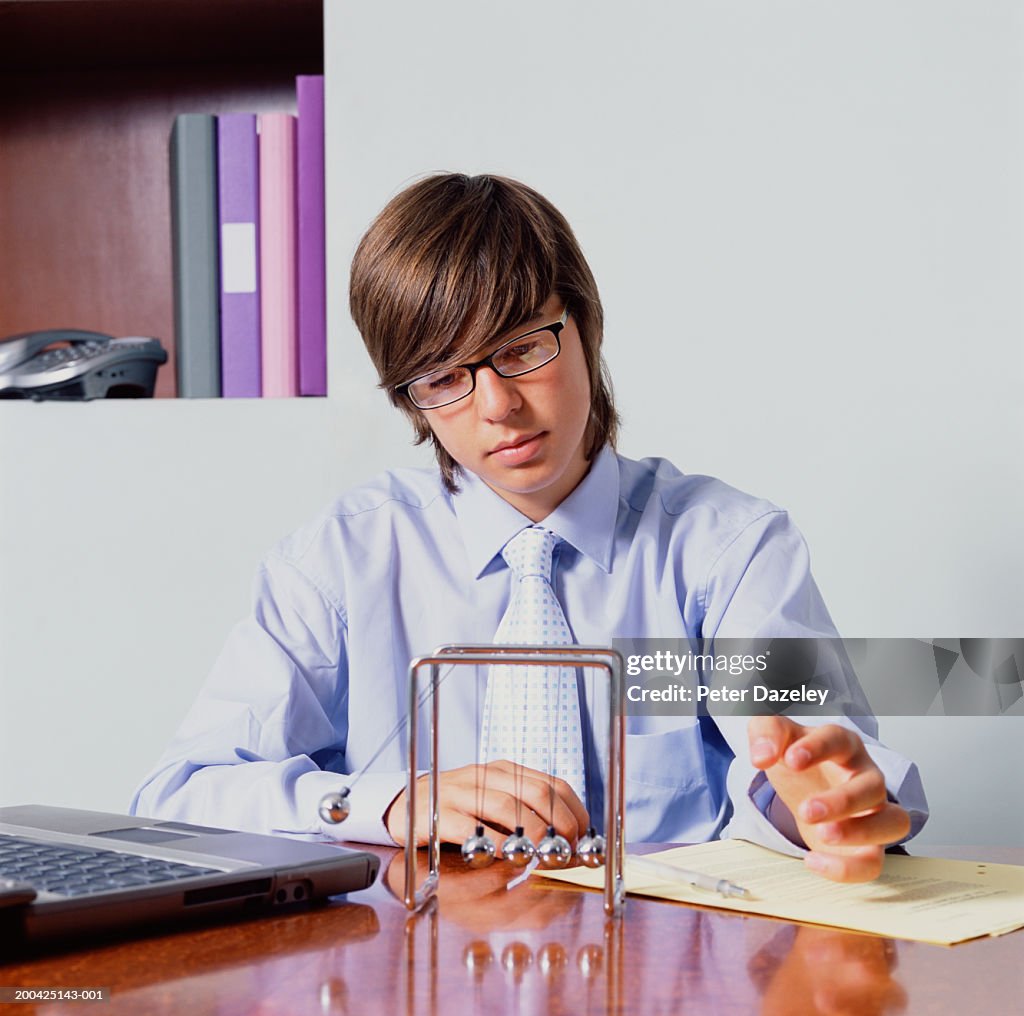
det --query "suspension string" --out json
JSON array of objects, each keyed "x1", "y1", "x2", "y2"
[
  {"x1": 342, "y1": 660, "x2": 461, "y2": 792},
  {"x1": 514, "y1": 665, "x2": 525, "y2": 831},
  {"x1": 547, "y1": 660, "x2": 558, "y2": 830},
  {"x1": 580, "y1": 666, "x2": 592, "y2": 822},
  {"x1": 516, "y1": 667, "x2": 532, "y2": 831},
  {"x1": 474, "y1": 665, "x2": 487, "y2": 830}
]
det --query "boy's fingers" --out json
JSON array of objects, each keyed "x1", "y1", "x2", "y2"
[
  {"x1": 479, "y1": 761, "x2": 589, "y2": 838},
  {"x1": 813, "y1": 806, "x2": 912, "y2": 848},
  {"x1": 748, "y1": 715, "x2": 804, "y2": 768},
  {"x1": 783, "y1": 724, "x2": 869, "y2": 771},
  {"x1": 430, "y1": 763, "x2": 587, "y2": 845},
  {"x1": 804, "y1": 845, "x2": 884, "y2": 883},
  {"x1": 515, "y1": 776, "x2": 584, "y2": 843},
  {"x1": 798, "y1": 768, "x2": 888, "y2": 824},
  {"x1": 548, "y1": 775, "x2": 590, "y2": 832}
]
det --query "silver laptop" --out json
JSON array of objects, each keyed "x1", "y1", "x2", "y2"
[{"x1": 0, "y1": 805, "x2": 379, "y2": 946}]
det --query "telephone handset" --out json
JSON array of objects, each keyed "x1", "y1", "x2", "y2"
[{"x1": 0, "y1": 329, "x2": 167, "y2": 400}]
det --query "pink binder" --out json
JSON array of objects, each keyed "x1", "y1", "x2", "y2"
[{"x1": 258, "y1": 113, "x2": 298, "y2": 397}]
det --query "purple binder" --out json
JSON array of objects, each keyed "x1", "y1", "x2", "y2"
[
  {"x1": 217, "y1": 113, "x2": 262, "y2": 398},
  {"x1": 296, "y1": 75, "x2": 327, "y2": 396}
]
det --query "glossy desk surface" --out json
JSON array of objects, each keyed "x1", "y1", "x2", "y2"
[{"x1": 2, "y1": 844, "x2": 1021, "y2": 1015}]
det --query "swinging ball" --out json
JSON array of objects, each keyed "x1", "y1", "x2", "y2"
[{"x1": 318, "y1": 788, "x2": 351, "y2": 824}]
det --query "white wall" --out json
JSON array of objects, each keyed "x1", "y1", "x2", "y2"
[
  {"x1": 0, "y1": 394, "x2": 426, "y2": 813},
  {"x1": 1, "y1": 0, "x2": 1020, "y2": 846},
  {"x1": 324, "y1": 0, "x2": 1023, "y2": 846}
]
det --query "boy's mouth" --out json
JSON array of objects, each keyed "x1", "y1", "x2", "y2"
[{"x1": 488, "y1": 431, "x2": 545, "y2": 462}]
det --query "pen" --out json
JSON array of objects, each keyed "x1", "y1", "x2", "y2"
[{"x1": 629, "y1": 856, "x2": 752, "y2": 899}]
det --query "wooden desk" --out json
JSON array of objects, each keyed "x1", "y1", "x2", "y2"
[{"x1": 1, "y1": 845, "x2": 1021, "y2": 1014}]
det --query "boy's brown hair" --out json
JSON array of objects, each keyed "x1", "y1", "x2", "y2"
[{"x1": 349, "y1": 173, "x2": 619, "y2": 493}]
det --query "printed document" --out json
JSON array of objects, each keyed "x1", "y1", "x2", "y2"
[{"x1": 537, "y1": 840, "x2": 1024, "y2": 945}]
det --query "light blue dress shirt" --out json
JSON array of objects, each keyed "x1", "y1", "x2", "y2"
[{"x1": 130, "y1": 446, "x2": 928, "y2": 851}]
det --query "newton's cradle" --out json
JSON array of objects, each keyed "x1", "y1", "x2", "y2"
[{"x1": 319, "y1": 645, "x2": 626, "y2": 917}]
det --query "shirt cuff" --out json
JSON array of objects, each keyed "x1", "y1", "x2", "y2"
[
  {"x1": 294, "y1": 770, "x2": 408, "y2": 846},
  {"x1": 861, "y1": 741, "x2": 930, "y2": 843},
  {"x1": 736, "y1": 771, "x2": 808, "y2": 858}
]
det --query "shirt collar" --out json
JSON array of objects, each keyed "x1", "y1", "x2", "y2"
[{"x1": 453, "y1": 444, "x2": 620, "y2": 579}]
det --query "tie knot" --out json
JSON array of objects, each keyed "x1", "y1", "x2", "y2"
[{"x1": 502, "y1": 526, "x2": 560, "y2": 581}]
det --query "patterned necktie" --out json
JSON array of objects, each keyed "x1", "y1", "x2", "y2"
[{"x1": 479, "y1": 526, "x2": 586, "y2": 804}]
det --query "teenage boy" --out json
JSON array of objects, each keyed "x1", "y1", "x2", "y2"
[{"x1": 132, "y1": 174, "x2": 927, "y2": 882}]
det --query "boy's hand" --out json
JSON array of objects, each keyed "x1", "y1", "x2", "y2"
[
  {"x1": 384, "y1": 760, "x2": 589, "y2": 850},
  {"x1": 748, "y1": 716, "x2": 911, "y2": 882}
]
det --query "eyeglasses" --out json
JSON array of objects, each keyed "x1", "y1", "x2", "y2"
[{"x1": 396, "y1": 308, "x2": 569, "y2": 410}]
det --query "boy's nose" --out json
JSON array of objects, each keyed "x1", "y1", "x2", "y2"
[{"x1": 473, "y1": 366, "x2": 521, "y2": 420}]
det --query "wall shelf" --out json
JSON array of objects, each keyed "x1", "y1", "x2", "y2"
[{"x1": 0, "y1": 0, "x2": 324, "y2": 399}]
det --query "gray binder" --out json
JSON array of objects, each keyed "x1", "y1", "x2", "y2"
[{"x1": 170, "y1": 114, "x2": 222, "y2": 398}]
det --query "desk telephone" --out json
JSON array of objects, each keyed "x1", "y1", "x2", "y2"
[{"x1": 0, "y1": 329, "x2": 167, "y2": 400}]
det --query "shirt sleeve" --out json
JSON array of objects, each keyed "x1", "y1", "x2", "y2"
[
  {"x1": 699, "y1": 510, "x2": 929, "y2": 854},
  {"x1": 128, "y1": 553, "x2": 405, "y2": 846}
]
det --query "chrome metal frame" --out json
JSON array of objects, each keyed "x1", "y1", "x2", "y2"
[{"x1": 403, "y1": 644, "x2": 626, "y2": 917}]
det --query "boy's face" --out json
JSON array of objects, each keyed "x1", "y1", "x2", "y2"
[{"x1": 421, "y1": 294, "x2": 593, "y2": 522}]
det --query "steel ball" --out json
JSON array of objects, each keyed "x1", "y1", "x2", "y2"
[
  {"x1": 536, "y1": 831, "x2": 573, "y2": 869},
  {"x1": 501, "y1": 830, "x2": 536, "y2": 867},
  {"x1": 318, "y1": 789, "x2": 351, "y2": 824},
  {"x1": 576, "y1": 829, "x2": 607, "y2": 868},
  {"x1": 461, "y1": 829, "x2": 497, "y2": 868}
]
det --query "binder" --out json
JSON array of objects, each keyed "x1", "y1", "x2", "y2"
[
  {"x1": 217, "y1": 113, "x2": 262, "y2": 398},
  {"x1": 170, "y1": 114, "x2": 221, "y2": 398},
  {"x1": 258, "y1": 113, "x2": 298, "y2": 398},
  {"x1": 296, "y1": 75, "x2": 327, "y2": 396}
]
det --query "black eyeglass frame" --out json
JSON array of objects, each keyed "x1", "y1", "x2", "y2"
[{"x1": 395, "y1": 307, "x2": 570, "y2": 410}]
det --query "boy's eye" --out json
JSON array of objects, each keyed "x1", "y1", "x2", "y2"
[
  {"x1": 500, "y1": 339, "x2": 542, "y2": 364},
  {"x1": 427, "y1": 371, "x2": 461, "y2": 390}
]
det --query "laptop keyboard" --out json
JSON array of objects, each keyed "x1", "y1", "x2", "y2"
[{"x1": 0, "y1": 834, "x2": 221, "y2": 897}]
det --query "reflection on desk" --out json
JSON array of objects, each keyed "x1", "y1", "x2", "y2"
[{"x1": 0, "y1": 845, "x2": 1020, "y2": 1014}]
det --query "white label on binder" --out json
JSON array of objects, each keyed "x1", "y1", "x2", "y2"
[{"x1": 221, "y1": 222, "x2": 257, "y2": 294}]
